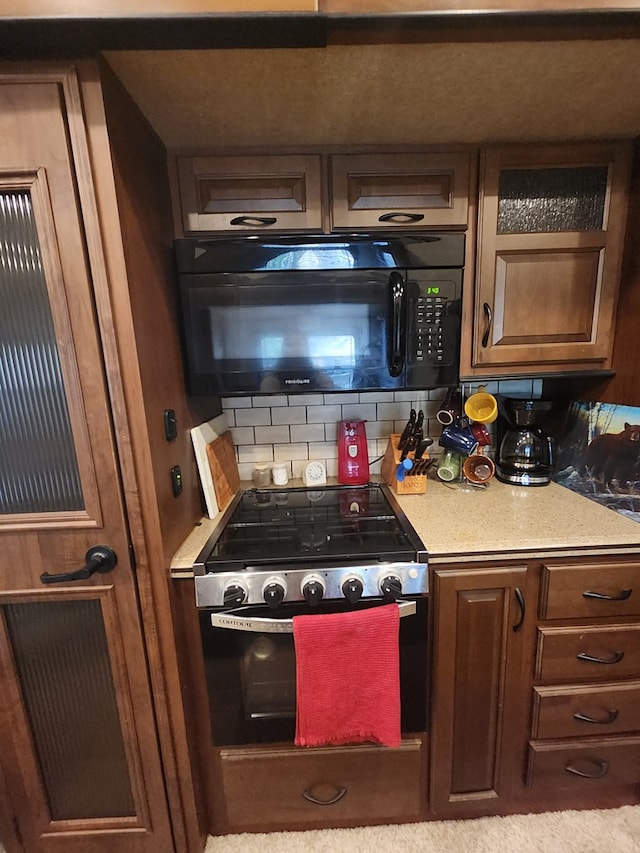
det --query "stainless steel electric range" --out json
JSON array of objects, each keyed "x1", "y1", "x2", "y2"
[
  {"x1": 193, "y1": 482, "x2": 429, "y2": 745},
  {"x1": 193, "y1": 481, "x2": 428, "y2": 613}
]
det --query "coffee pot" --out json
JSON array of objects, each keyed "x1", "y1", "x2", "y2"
[
  {"x1": 337, "y1": 420, "x2": 370, "y2": 485},
  {"x1": 496, "y1": 398, "x2": 555, "y2": 486}
]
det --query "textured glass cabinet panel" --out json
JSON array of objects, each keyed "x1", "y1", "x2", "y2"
[
  {"x1": 3, "y1": 599, "x2": 135, "y2": 820},
  {"x1": 497, "y1": 167, "x2": 608, "y2": 234},
  {"x1": 0, "y1": 190, "x2": 83, "y2": 515}
]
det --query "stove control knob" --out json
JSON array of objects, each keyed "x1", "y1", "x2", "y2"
[
  {"x1": 342, "y1": 575, "x2": 364, "y2": 604},
  {"x1": 223, "y1": 580, "x2": 248, "y2": 608},
  {"x1": 380, "y1": 574, "x2": 403, "y2": 600},
  {"x1": 262, "y1": 577, "x2": 287, "y2": 609},
  {"x1": 301, "y1": 574, "x2": 326, "y2": 607}
]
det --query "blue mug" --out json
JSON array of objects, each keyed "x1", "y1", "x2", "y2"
[{"x1": 440, "y1": 423, "x2": 479, "y2": 456}]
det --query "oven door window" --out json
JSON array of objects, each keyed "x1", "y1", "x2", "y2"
[
  {"x1": 199, "y1": 599, "x2": 427, "y2": 747},
  {"x1": 183, "y1": 271, "x2": 404, "y2": 395}
]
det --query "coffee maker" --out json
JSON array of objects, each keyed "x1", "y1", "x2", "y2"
[
  {"x1": 337, "y1": 420, "x2": 370, "y2": 485},
  {"x1": 496, "y1": 398, "x2": 555, "y2": 486}
]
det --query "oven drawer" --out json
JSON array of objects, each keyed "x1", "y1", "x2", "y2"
[
  {"x1": 540, "y1": 562, "x2": 640, "y2": 620},
  {"x1": 219, "y1": 738, "x2": 424, "y2": 830},
  {"x1": 526, "y1": 736, "x2": 640, "y2": 791},
  {"x1": 532, "y1": 681, "x2": 640, "y2": 739},
  {"x1": 535, "y1": 624, "x2": 640, "y2": 682}
]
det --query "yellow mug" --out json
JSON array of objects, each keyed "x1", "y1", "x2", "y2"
[{"x1": 464, "y1": 387, "x2": 498, "y2": 424}]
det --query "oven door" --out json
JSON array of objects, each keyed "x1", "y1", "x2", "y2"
[{"x1": 199, "y1": 598, "x2": 428, "y2": 747}]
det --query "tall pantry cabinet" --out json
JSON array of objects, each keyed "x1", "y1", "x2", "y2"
[{"x1": 0, "y1": 62, "x2": 204, "y2": 853}]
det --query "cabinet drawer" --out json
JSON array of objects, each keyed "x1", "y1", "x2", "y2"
[
  {"x1": 176, "y1": 154, "x2": 323, "y2": 233},
  {"x1": 526, "y1": 736, "x2": 640, "y2": 791},
  {"x1": 536, "y1": 624, "x2": 640, "y2": 682},
  {"x1": 540, "y1": 562, "x2": 640, "y2": 620},
  {"x1": 532, "y1": 681, "x2": 640, "y2": 739},
  {"x1": 220, "y1": 739, "x2": 424, "y2": 830},
  {"x1": 330, "y1": 152, "x2": 470, "y2": 229}
]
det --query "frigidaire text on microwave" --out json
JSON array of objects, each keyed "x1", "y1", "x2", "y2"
[{"x1": 175, "y1": 233, "x2": 465, "y2": 396}]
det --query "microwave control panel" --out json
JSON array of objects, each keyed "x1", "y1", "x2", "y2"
[{"x1": 411, "y1": 278, "x2": 460, "y2": 367}]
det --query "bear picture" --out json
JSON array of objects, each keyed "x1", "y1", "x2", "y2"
[
  {"x1": 553, "y1": 401, "x2": 640, "y2": 522},
  {"x1": 582, "y1": 422, "x2": 640, "y2": 488}
]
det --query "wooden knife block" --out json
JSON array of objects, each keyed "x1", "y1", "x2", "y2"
[{"x1": 381, "y1": 434, "x2": 428, "y2": 495}]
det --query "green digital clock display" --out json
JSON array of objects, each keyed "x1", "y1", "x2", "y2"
[{"x1": 426, "y1": 287, "x2": 440, "y2": 295}]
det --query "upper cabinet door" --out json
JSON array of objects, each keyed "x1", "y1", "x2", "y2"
[
  {"x1": 330, "y1": 152, "x2": 471, "y2": 230},
  {"x1": 175, "y1": 154, "x2": 323, "y2": 234},
  {"x1": 470, "y1": 142, "x2": 631, "y2": 375},
  {"x1": 0, "y1": 70, "x2": 172, "y2": 853}
]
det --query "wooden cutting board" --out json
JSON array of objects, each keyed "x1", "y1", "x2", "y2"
[
  {"x1": 205, "y1": 431, "x2": 240, "y2": 513},
  {"x1": 191, "y1": 414, "x2": 228, "y2": 517}
]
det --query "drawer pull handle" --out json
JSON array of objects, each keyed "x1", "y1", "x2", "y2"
[
  {"x1": 582, "y1": 588, "x2": 632, "y2": 601},
  {"x1": 573, "y1": 709, "x2": 619, "y2": 725},
  {"x1": 481, "y1": 302, "x2": 492, "y2": 348},
  {"x1": 302, "y1": 786, "x2": 347, "y2": 806},
  {"x1": 565, "y1": 758, "x2": 609, "y2": 779},
  {"x1": 229, "y1": 216, "x2": 278, "y2": 227},
  {"x1": 378, "y1": 212, "x2": 425, "y2": 223},
  {"x1": 513, "y1": 587, "x2": 525, "y2": 632},
  {"x1": 576, "y1": 650, "x2": 624, "y2": 665}
]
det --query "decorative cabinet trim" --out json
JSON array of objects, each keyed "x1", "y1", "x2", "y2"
[
  {"x1": 330, "y1": 151, "x2": 471, "y2": 230},
  {"x1": 175, "y1": 153, "x2": 323, "y2": 233}
]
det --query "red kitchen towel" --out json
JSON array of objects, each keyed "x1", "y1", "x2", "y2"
[{"x1": 292, "y1": 603, "x2": 401, "y2": 749}]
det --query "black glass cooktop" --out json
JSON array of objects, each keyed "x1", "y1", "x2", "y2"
[{"x1": 199, "y1": 483, "x2": 425, "y2": 572}]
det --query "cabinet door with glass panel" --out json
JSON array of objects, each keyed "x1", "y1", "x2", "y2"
[
  {"x1": 0, "y1": 70, "x2": 172, "y2": 853},
  {"x1": 469, "y1": 142, "x2": 631, "y2": 375}
]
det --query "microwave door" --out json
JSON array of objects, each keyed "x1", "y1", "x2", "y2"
[{"x1": 185, "y1": 271, "x2": 404, "y2": 395}]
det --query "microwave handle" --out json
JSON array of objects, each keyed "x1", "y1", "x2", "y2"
[
  {"x1": 210, "y1": 600, "x2": 417, "y2": 633},
  {"x1": 387, "y1": 271, "x2": 406, "y2": 377}
]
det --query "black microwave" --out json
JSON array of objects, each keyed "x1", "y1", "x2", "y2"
[{"x1": 175, "y1": 233, "x2": 465, "y2": 396}]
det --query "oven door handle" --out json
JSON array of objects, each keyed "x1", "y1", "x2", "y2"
[{"x1": 210, "y1": 600, "x2": 417, "y2": 633}]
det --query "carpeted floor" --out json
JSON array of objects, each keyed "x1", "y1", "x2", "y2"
[{"x1": 204, "y1": 805, "x2": 640, "y2": 852}]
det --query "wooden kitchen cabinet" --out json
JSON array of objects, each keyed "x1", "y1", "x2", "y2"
[
  {"x1": 329, "y1": 151, "x2": 472, "y2": 230},
  {"x1": 462, "y1": 141, "x2": 632, "y2": 378},
  {"x1": 430, "y1": 564, "x2": 529, "y2": 817},
  {"x1": 525, "y1": 556, "x2": 640, "y2": 808},
  {"x1": 173, "y1": 153, "x2": 323, "y2": 234}
]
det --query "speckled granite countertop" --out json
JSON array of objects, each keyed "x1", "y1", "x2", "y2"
[
  {"x1": 170, "y1": 478, "x2": 639, "y2": 576},
  {"x1": 393, "y1": 478, "x2": 639, "y2": 562}
]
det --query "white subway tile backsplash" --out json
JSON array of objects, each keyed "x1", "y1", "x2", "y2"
[
  {"x1": 358, "y1": 390, "x2": 395, "y2": 404},
  {"x1": 221, "y1": 397, "x2": 252, "y2": 409},
  {"x1": 255, "y1": 425, "x2": 291, "y2": 444},
  {"x1": 377, "y1": 401, "x2": 414, "y2": 421},
  {"x1": 308, "y1": 442, "x2": 338, "y2": 460},
  {"x1": 307, "y1": 404, "x2": 342, "y2": 423},
  {"x1": 226, "y1": 379, "x2": 542, "y2": 481},
  {"x1": 274, "y1": 442, "x2": 309, "y2": 461},
  {"x1": 289, "y1": 393, "x2": 324, "y2": 406},
  {"x1": 252, "y1": 394, "x2": 288, "y2": 407},
  {"x1": 291, "y1": 423, "x2": 325, "y2": 443},
  {"x1": 324, "y1": 392, "x2": 359, "y2": 405},
  {"x1": 340, "y1": 402, "x2": 378, "y2": 422},
  {"x1": 271, "y1": 405, "x2": 307, "y2": 425},
  {"x1": 230, "y1": 426, "x2": 255, "y2": 445},
  {"x1": 235, "y1": 407, "x2": 272, "y2": 427},
  {"x1": 237, "y1": 444, "x2": 275, "y2": 463}
]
